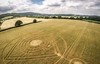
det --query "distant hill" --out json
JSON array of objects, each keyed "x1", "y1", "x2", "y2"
[
  {"x1": 0, "y1": 12, "x2": 41, "y2": 18},
  {"x1": 0, "y1": 12, "x2": 85, "y2": 18},
  {"x1": 0, "y1": 12, "x2": 99, "y2": 18},
  {"x1": 0, "y1": 12, "x2": 100, "y2": 21}
]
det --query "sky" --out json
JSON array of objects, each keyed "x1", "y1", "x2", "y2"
[{"x1": 0, "y1": 0, "x2": 100, "y2": 15}]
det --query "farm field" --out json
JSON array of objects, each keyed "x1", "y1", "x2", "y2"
[
  {"x1": 0, "y1": 17, "x2": 50, "y2": 30},
  {"x1": 0, "y1": 18, "x2": 100, "y2": 64}
]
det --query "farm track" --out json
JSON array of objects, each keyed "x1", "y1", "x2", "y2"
[
  {"x1": 66, "y1": 23, "x2": 88, "y2": 59},
  {"x1": 54, "y1": 22, "x2": 88, "y2": 64},
  {"x1": 79, "y1": 41, "x2": 87, "y2": 58},
  {"x1": 76, "y1": 22, "x2": 99, "y2": 59},
  {"x1": 54, "y1": 22, "x2": 81, "y2": 64},
  {"x1": 79, "y1": 23, "x2": 90, "y2": 58}
]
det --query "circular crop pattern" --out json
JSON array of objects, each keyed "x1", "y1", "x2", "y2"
[
  {"x1": 69, "y1": 58, "x2": 87, "y2": 64},
  {"x1": 30, "y1": 40, "x2": 42, "y2": 46},
  {"x1": 2, "y1": 32, "x2": 67, "y2": 64}
]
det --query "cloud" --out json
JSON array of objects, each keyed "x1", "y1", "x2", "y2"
[
  {"x1": 0, "y1": 0, "x2": 100, "y2": 15},
  {"x1": 61, "y1": 0, "x2": 66, "y2": 2},
  {"x1": 47, "y1": 3, "x2": 61, "y2": 7},
  {"x1": 0, "y1": 6, "x2": 14, "y2": 12}
]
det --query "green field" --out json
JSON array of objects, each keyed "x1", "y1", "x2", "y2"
[{"x1": 0, "y1": 19, "x2": 100, "y2": 64}]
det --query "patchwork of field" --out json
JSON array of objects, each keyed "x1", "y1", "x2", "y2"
[{"x1": 0, "y1": 18, "x2": 100, "y2": 64}]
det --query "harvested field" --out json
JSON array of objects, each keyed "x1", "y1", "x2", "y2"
[
  {"x1": 0, "y1": 17, "x2": 50, "y2": 29},
  {"x1": 0, "y1": 18, "x2": 100, "y2": 64}
]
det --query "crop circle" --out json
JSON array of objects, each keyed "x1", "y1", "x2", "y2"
[
  {"x1": 69, "y1": 58, "x2": 86, "y2": 64},
  {"x1": 30, "y1": 40, "x2": 42, "y2": 46}
]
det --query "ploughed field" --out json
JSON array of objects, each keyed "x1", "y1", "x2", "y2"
[{"x1": 0, "y1": 18, "x2": 100, "y2": 64}]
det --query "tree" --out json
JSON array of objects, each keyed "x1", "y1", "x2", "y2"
[
  {"x1": 52, "y1": 16, "x2": 56, "y2": 18},
  {"x1": 0, "y1": 22, "x2": 2, "y2": 26},
  {"x1": 33, "y1": 19, "x2": 37, "y2": 23},
  {"x1": 0, "y1": 22, "x2": 3, "y2": 30},
  {"x1": 15, "y1": 20, "x2": 23, "y2": 27},
  {"x1": 58, "y1": 16, "x2": 62, "y2": 19},
  {"x1": 0, "y1": 22, "x2": 2, "y2": 29}
]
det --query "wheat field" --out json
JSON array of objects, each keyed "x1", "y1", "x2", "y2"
[
  {"x1": 1, "y1": 17, "x2": 50, "y2": 29},
  {"x1": 0, "y1": 18, "x2": 100, "y2": 64}
]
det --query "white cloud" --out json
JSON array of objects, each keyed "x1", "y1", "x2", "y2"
[
  {"x1": 0, "y1": 0, "x2": 100, "y2": 15},
  {"x1": 43, "y1": 0, "x2": 61, "y2": 6}
]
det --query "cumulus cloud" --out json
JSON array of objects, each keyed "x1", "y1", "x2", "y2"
[
  {"x1": 0, "y1": 0, "x2": 100, "y2": 15},
  {"x1": 0, "y1": 6, "x2": 14, "y2": 12},
  {"x1": 0, "y1": 0, "x2": 38, "y2": 13}
]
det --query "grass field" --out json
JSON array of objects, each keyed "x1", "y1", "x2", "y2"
[{"x1": 0, "y1": 18, "x2": 100, "y2": 64}]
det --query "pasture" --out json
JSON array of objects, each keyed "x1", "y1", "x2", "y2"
[{"x1": 0, "y1": 18, "x2": 100, "y2": 64}]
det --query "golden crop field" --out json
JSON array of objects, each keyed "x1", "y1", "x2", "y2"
[
  {"x1": 1, "y1": 17, "x2": 49, "y2": 29},
  {"x1": 0, "y1": 18, "x2": 100, "y2": 64}
]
